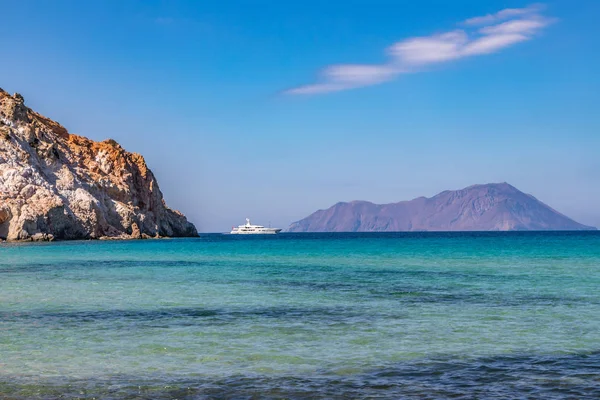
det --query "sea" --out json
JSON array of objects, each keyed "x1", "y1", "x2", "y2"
[{"x1": 1, "y1": 232, "x2": 599, "y2": 399}]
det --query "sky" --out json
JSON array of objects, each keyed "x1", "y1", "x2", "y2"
[{"x1": 1, "y1": 0, "x2": 599, "y2": 232}]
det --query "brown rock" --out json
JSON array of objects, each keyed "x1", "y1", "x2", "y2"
[
  {"x1": 0, "y1": 206, "x2": 11, "y2": 224},
  {"x1": 130, "y1": 222, "x2": 142, "y2": 239}
]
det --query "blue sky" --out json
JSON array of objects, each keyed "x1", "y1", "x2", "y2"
[{"x1": 1, "y1": 0, "x2": 599, "y2": 231}]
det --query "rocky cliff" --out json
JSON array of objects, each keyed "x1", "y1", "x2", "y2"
[
  {"x1": 288, "y1": 183, "x2": 596, "y2": 232},
  {"x1": 0, "y1": 89, "x2": 197, "y2": 241}
]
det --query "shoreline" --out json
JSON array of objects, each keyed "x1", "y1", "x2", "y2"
[
  {"x1": 0, "y1": 235, "x2": 198, "y2": 243},
  {"x1": 2, "y1": 229, "x2": 599, "y2": 244}
]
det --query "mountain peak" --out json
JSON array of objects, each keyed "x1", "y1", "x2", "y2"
[{"x1": 464, "y1": 182, "x2": 515, "y2": 190}]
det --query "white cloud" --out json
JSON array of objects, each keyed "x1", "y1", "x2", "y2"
[
  {"x1": 286, "y1": 4, "x2": 553, "y2": 95},
  {"x1": 388, "y1": 31, "x2": 468, "y2": 65},
  {"x1": 325, "y1": 64, "x2": 398, "y2": 84},
  {"x1": 479, "y1": 17, "x2": 549, "y2": 35},
  {"x1": 286, "y1": 64, "x2": 399, "y2": 94},
  {"x1": 462, "y1": 33, "x2": 529, "y2": 56},
  {"x1": 463, "y1": 3, "x2": 545, "y2": 26}
]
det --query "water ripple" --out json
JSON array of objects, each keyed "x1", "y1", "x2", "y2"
[{"x1": 1, "y1": 352, "x2": 599, "y2": 399}]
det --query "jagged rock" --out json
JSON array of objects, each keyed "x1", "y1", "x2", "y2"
[
  {"x1": 130, "y1": 222, "x2": 142, "y2": 239},
  {"x1": 0, "y1": 90, "x2": 198, "y2": 241}
]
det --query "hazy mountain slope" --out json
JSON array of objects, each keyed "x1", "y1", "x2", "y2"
[{"x1": 288, "y1": 183, "x2": 595, "y2": 232}]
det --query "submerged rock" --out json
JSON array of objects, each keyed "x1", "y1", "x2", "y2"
[{"x1": 0, "y1": 89, "x2": 197, "y2": 241}]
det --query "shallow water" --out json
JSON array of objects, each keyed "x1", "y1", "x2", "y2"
[{"x1": 1, "y1": 232, "x2": 599, "y2": 398}]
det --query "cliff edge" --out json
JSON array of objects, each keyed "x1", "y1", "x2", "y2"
[{"x1": 0, "y1": 89, "x2": 197, "y2": 241}]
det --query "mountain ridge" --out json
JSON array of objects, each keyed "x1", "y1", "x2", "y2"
[{"x1": 287, "y1": 183, "x2": 595, "y2": 232}]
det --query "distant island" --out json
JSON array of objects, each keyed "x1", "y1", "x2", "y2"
[
  {"x1": 288, "y1": 183, "x2": 596, "y2": 232},
  {"x1": 0, "y1": 89, "x2": 197, "y2": 241}
]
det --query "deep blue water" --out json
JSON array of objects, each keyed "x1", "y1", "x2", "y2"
[{"x1": 1, "y1": 232, "x2": 599, "y2": 399}]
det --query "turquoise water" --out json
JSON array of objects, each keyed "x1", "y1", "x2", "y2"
[{"x1": 1, "y1": 232, "x2": 599, "y2": 398}]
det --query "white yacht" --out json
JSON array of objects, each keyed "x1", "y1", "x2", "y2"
[{"x1": 230, "y1": 218, "x2": 282, "y2": 234}]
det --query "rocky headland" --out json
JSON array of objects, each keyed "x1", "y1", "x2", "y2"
[{"x1": 0, "y1": 88, "x2": 197, "y2": 241}]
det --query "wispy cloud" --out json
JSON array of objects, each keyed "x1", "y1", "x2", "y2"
[
  {"x1": 287, "y1": 65, "x2": 399, "y2": 95},
  {"x1": 286, "y1": 4, "x2": 554, "y2": 95},
  {"x1": 463, "y1": 3, "x2": 545, "y2": 26}
]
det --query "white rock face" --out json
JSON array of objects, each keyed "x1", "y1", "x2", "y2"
[{"x1": 0, "y1": 89, "x2": 197, "y2": 241}]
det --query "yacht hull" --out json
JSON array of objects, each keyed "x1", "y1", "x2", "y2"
[{"x1": 230, "y1": 228, "x2": 282, "y2": 234}]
